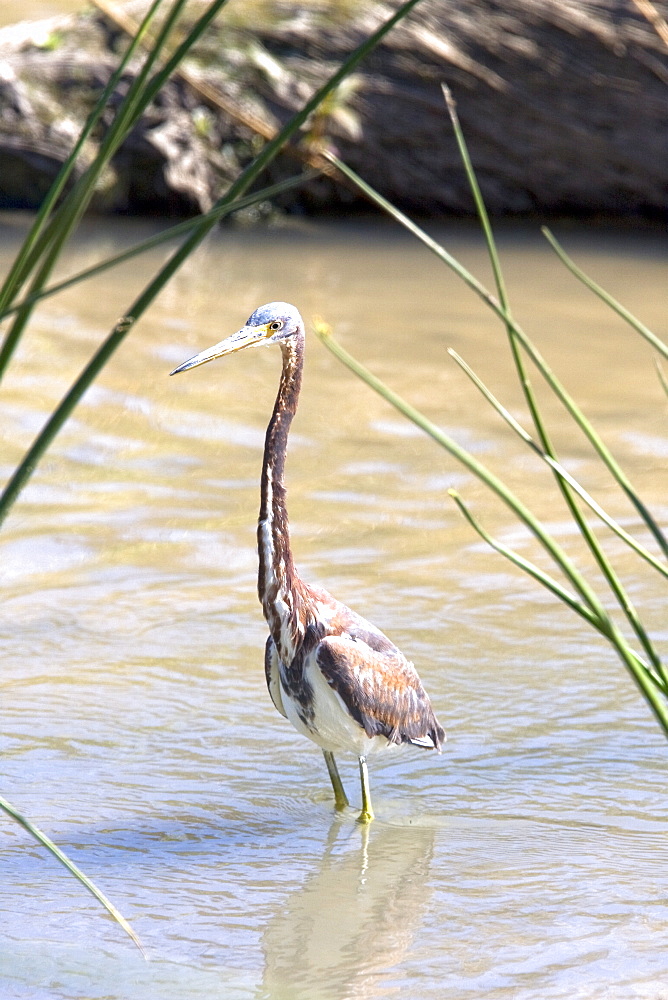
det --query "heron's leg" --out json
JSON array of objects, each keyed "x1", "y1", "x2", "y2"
[
  {"x1": 323, "y1": 750, "x2": 349, "y2": 810},
  {"x1": 357, "y1": 755, "x2": 374, "y2": 824}
]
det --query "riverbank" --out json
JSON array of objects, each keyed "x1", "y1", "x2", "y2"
[{"x1": 1, "y1": 0, "x2": 667, "y2": 218}]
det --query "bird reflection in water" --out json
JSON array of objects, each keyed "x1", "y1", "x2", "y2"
[
  {"x1": 259, "y1": 820, "x2": 436, "y2": 999},
  {"x1": 171, "y1": 303, "x2": 444, "y2": 822}
]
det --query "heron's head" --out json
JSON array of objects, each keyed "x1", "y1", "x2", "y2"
[{"x1": 170, "y1": 302, "x2": 304, "y2": 375}]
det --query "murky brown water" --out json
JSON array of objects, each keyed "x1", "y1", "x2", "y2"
[{"x1": 1, "y1": 213, "x2": 667, "y2": 999}]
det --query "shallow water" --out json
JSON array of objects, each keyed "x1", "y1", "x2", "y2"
[{"x1": 1, "y1": 214, "x2": 667, "y2": 999}]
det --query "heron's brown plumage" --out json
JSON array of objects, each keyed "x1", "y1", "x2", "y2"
[{"x1": 317, "y1": 632, "x2": 443, "y2": 747}]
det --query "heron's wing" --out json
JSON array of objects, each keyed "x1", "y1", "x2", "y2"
[
  {"x1": 315, "y1": 631, "x2": 444, "y2": 748},
  {"x1": 265, "y1": 636, "x2": 287, "y2": 719}
]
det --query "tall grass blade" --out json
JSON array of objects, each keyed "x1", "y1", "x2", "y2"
[
  {"x1": 441, "y1": 87, "x2": 510, "y2": 315},
  {"x1": 442, "y1": 85, "x2": 544, "y2": 444},
  {"x1": 326, "y1": 146, "x2": 668, "y2": 692},
  {"x1": 0, "y1": 794, "x2": 146, "y2": 956}
]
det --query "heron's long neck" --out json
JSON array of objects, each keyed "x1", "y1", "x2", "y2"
[{"x1": 257, "y1": 335, "x2": 306, "y2": 658}]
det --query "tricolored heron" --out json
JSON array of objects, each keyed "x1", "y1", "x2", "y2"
[{"x1": 171, "y1": 303, "x2": 445, "y2": 822}]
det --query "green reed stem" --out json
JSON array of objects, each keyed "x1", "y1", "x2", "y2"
[
  {"x1": 444, "y1": 85, "x2": 574, "y2": 476},
  {"x1": 442, "y1": 86, "x2": 537, "y2": 432},
  {"x1": 325, "y1": 151, "x2": 668, "y2": 710},
  {"x1": 0, "y1": 794, "x2": 146, "y2": 956},
  {"x1": 321, "y1": 144, "x2": 668, "y2": 724},
  {"x1": 441, "y1": 88, "x2": 510, "y2": 326}
]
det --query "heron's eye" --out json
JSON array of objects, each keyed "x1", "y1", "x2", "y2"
[{"x1": 269, "y1": 320, "x2": 283, "y2": 333}]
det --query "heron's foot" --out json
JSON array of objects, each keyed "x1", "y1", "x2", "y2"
[{"x1": 356, "y1": 807, "x2": 374, "y2": 824}]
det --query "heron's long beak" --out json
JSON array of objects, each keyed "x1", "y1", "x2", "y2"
[{"x1": 169, "y1": 323, "x2": 272, "y2": 375}]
